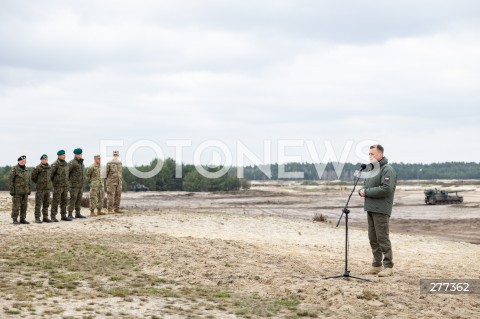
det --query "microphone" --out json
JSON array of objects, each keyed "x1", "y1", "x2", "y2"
[{"x1": 360, "y1": 164, "x2": 367, "y2": 170}]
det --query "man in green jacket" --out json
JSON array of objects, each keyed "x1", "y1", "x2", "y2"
[
  {"x1": 359, "y1": 145, "x2": 397, "y2": 277},
  {"x1": 51, "y1": 150, "x2": 71, "y2": 222},
  {"x1": 31, "y1": 154, "x2": 52, "y2": 223},
  {"x1": 10, "y1": 155, "x2": 31, "y2": 224},
  {"x1": 68, "y1": 148, "x2": 86, "y2": 219}
]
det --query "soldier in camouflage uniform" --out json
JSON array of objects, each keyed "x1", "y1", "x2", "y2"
[
  {"x1": 68, "y1": 148, "x2": 86, "y2": 219},
  {"x1": 31, "y1": 154, "x2": 52, "y2": 223},
  {"x1": 10, "y1": 155, "x2": 31, "y2": 224},
  {"x1": 86, "y1": 155, "x2": 105, "y2": 216},
  {"x1": 106, "y1": 150, "x2": 123, "y2": 213},
  {"x1": 51, "y1": 150, "x2": 71, "y2": 222}
]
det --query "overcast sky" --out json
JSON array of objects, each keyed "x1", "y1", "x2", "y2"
[{"x1": 1, "y1": 0, "x2": 479, "y2": 166}]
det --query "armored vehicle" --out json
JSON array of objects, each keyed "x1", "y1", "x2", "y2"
[
  {"x1": 130, "y1": 182, "x2": 149, "y2": 192},
  {"x1": 424, "y1": 189, "x2": 467, "y2": 205}
]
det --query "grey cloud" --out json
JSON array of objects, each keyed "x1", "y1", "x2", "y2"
[{"x1": 0, "y1": 0, "x2": 480, "y2": 165}]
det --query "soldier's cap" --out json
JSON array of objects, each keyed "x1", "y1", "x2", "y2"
[
  {"x1": 57, "y1": 150, "x2": 65, "y2": 156},
  {"x1": 113, "y1": 150, "x2": 119, "y2": 155},
  {"x1": 73, "y1": 148, "x2": 83, "y2": 155},
  {"x1": 40, "y1": 154, "x2": 48, "y2": 160},
  {"x1": 94, "y1": 155, "x2": 101, "y2": 158},
  {"x1": 18, "y1": 155, "x2": 26, "y2": 161}
]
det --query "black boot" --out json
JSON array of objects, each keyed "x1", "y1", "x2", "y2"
[
  {"x1": 75, "y1": 213, "x2": 86, "y2": 219},
  {"x1": 35, "y1": 218, "x2": 43, "y2": 224},
  {"x1": 43, "y1": 217, "x2": 52, "y2": 223},
  {"x1": 13, "y1": 218, "x2": 19, "y2": 225},
  {"x1": 20, "y1": 219, "x2": 30, "y2": 225},
  {"x1": 68, "y1": 212, "x2": 74, "y2": 219},
  {"x1": 51, "y1": 216, "x2": 59, "y2": 222},
  {"x1": 61, "y1": 215, "x2": 72, "y2": 221}
]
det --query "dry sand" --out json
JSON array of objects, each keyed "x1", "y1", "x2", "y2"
[{"x1": 0, "y1": 182, "x2": 479, "y2": 318}]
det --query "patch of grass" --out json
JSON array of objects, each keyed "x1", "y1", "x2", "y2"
[
  {"x1": 109, "y1": 275, "x2": 123, "y2": 281},
  {"x1": 0, "y1": 241, "x2": 144, "y2": 302},
  {"x1": 48, "y1": 272, "x2": 82, "y2": 290},
  {"x1": 4, "y1": 308, "x2": 21, "y2": 315},
  {"x1": 274, "y1": 298, "x2": 300, "y2": 310},
  {"x1": 42, "y1": 308, "x2": 64, "y2": 315},
  {"x1": 216, "y1": 304, "x2": 227, "y2": 311},
  {"x1": 297, "y1": 309, "x2": 319, "y2": 317},
  {"x1": 136, "y1": 287, "x2": 161, "y2": 295},
  {"x1": 108, "y1": 288, "x2": 130, "y2": 297},
  {"x1": 0, "y1": 235, "x2": 306, "y2": 318},
  {"x1": 212, "y1": 291, "x2": 231, "y2": 298}
]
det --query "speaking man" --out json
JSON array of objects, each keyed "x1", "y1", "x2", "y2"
[{"x1": 359, "y1": 144, "x2": 397, "y2": 277}]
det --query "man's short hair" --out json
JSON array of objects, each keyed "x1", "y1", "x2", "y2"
[{"x1": 370, "y1": 144, "x2": 384, "y2": 153}]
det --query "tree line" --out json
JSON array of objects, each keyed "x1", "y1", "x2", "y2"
[
  {"x1": 0, "y1": 160, "x2": 478, "y2": 192},
  {"x1": 0, "y1": 159, "x2": 247, "y2": 192},
  {"x1": 242, "y1": 162, "x2": 480, "y2": 180}
]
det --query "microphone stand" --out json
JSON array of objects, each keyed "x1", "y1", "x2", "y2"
[{"x1": 323, "y1": 165, "x2": 370, "y2": 281}]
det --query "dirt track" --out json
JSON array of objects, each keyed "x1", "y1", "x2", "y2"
[{"x1": 118, "y1": 180, "x2": 480, "y2": 244}]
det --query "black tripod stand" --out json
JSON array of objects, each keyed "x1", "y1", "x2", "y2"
[{"x1": 323, "y1": 165, "x2": 369, "y2": 281}]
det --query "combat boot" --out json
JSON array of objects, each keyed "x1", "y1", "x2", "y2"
[
  {"x1": 20, "y1": 219, "x2": 30, "y2": 225},
  {"x1": 363, "y1": 266, "x2": 382, "y2": 275},
  {"x1": 378, "y1": 268, "x2": 394, "y2": 277},
  {"x1": 75, "y1": 213, "x2": 87, "y2": 218},
  {"x1": 12, "y1": 218, "x2": 19, "y2": 225},
  {"x1": 107, "y1": 210, "x2": 113, "y2": 214},
  {"x1": 43, "y1": 217, "x2": 52, "y2": 223},
  {"x1": 97, "y1": 209, "x2": 105, "y2": 215},
  {"x1": 61, "y1": 214, "x2": 73, "y2": 221},
  {"x1": 114, "y1": 209, "x2": 124, "y2": 213},
  {"x1": 51, "y1": 215, "x2": 59, "y2": 222},
  {"x1": 35, "y1": 218, "x2": 43, "y2": 224},
  {"x1": 68, "y1": 212, "x2": 74, "y2": 219}
]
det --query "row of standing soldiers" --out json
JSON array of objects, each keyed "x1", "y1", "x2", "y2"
[{"x1": 9, "y1": 149, "x2": 123, "y2": 224}]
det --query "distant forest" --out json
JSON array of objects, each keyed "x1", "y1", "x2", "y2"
[
  {"x1": 242, "y1": 162, "x2": 480, "y2": 181},
  {"x1": 0, "y1": 160, "x2": 478, "y2": 191}
]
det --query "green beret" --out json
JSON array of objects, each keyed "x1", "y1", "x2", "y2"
[
  {"x1": 57, "y1": 150, "x2": 65, "y2": 156},
  {"x1": 73, "y1": 148, "x2": 83, "y2": 155},
  {"x1": 40, "y1": 154, "x2": 48, "y2": 160}
]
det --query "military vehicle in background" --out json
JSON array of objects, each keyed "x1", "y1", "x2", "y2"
[
  {"x1": 130, "y1": 182, "x2": 149, "y2": 192},
  {"x1": 424, "y1": 189, "x2": 471, "y2": 205}
]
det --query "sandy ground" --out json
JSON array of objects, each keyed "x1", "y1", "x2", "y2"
[
  {"x1": 0, "y1": 182, "x2": 479, "y2": 318},
  {"x1": 119, "y1": 180, "x2": 480, "y2": 244}
]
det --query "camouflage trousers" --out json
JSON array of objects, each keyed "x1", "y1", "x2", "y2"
[
  {"x1": 35, "y1": 191, "x2": 50, "y2": 219},
  {"x1": 69, "y1": 187, "x2": 83, "y2": 214},
  {"x1": 107, "y1": 183, "x2": 122, "y2": 211},
  {"x1": 11, "y1": 194, "x2": 28, "y2": 220},
  {"x1": 90, "y1": 183, "x2": 104, "y2": 211},
  {"x1": 51, "y1": 187, "x2": 68, "y2": 217},
  {"x1": 367, "y1": 211, "x2": 394, "y2": 268}
]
